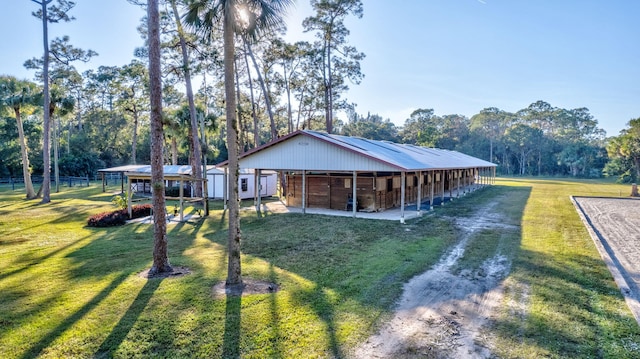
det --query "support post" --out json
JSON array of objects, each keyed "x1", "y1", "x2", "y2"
[
  {"x1": 127, "y1": 176, "x2": 132, "y2": 218},
  {"x1": 254, "y1": 169, "x2": 259, "y2": 207},
  {"x1": 352, "y1": 171, "x2": 357, "y2": 218},
  {"x1": 430, "y1": 172, "x2": 435, "y2": 210},
  {"x1": 302, "y1": 171, "x2": 306, "y2": 214},
  {"x1": 417, "y1": 171, "x2": 422, "y2": 215},
  {"x1": 256, "y1": 169, "x2": 262, "y2": 211},
  {"x1": 179, "y1": 178, "x2": 184, "y2": 222},
  {"x1": 400, "y1": 171, "x2": 406, "y2": 224},
  {"x1": 440, "y1": 170, "x2": 445, "y2": 206}
]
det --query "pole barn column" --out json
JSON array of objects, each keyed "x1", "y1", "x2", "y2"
[
  {"x1": 352, "y1": 171, "x2": 357, "y2": 218},
  {"x1": 302, "y1": 171, "x2": 306, "y2": 214},
  {"x1": 400, "y1": 171, "x2": 406, "y2": 224},
  {"x1": 179, "y1": 178, "x2": 184, "y2": 222},
  {"x1": 254, "y1": 169, "x2": 259, "y2": 207},
  {"x1": 430, "y1": 171, "x2": 435, "y2": 210},
  {"x1": 417, "y1": 171, "x2": 422, "y2": 215},
  {"x1": 440, "y1": 170, "x2": 445, "y2": 206},
  {"x1": 256, "y1": 169, "x2": 262, "y2": 211},
  {"x1": 127, "y1": 175, "x2": 132, "y2": 218}
]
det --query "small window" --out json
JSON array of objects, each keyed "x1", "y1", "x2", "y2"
[{"x1": 241, "y1": 178, "x2": 248, "y2": 192}]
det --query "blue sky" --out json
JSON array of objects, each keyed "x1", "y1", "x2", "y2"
[{"x1": 1, "y1": 0, "x2": 638, "y2": 136}]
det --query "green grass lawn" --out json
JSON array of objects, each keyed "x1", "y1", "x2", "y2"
[{"x1": 1, "y1": 178, "x2": 639, "y2": 358}]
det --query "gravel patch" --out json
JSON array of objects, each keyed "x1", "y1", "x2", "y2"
[{"x1": 572, "y1": 196, "x2": 640, "y2": 325}]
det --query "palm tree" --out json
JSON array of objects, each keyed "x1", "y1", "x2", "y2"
[
  {"x1": 148, "y1": 0, "x2": 172, "y2": 275},
  {"x1": 185, "y1": 0, "x2": 293, "y2": 286},
  {"x1": 0, "y1": 76, "x2": 39, "y2": 199}
]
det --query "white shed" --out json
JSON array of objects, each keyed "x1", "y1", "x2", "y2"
[{"x1": 207, "y1": 167, "x2": 277, "y2": 200}]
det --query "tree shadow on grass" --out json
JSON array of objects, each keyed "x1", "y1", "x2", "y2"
[
  {"x1": 19, "y1": 272, "x2": 129, "y2": 359},
  {"x1": 94, "y1": 277, "x2": 164, "y2": 357},
  {"x1": 222, "y1": 293, "x2": 242, "y2": 359},
  {"x1": 493, "y1": 248, "x2": 640, "y2": 357},
  {"x1": 290, "y1": 284, "x2": 344, "y2": 359}
]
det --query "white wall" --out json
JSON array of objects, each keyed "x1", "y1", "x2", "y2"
[{"x1": 207, "y1": 171, "x2": 277, "y2": 200}]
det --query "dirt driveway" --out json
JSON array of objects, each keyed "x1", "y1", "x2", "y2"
[
  {"x1": 572, "y1": 196, "x2": 640, "y2": 325},
  {"x1": 353, "y1": 197, "x2": 521, "y2": 358}
]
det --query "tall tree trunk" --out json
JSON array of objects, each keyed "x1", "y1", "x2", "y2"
[
  {"x1": 322, "y1": 37, "x2": 332, "y2": 133},
  {"x1": 171, "y1": 137, "x2": 178, "y2": 165},
  {"x1": 225, "y1": 14, "x2": 242, "y2": 286},
  {"x1": 170, "y1": 0, "x2": 202, "y2": 197},
  {"x1": 234, "y1": 61, "x2": 246, "y2": 152},
  {"x1": 131, "y1": 110, "x2": 139, "y2": 164},
  {"x1": 244, "y1": 38, "x2": 277, "y2": 141},
  {"x1": 53, "y1": 116, "x2": 59, "y2": 193},
  {"x1": 326, "y1": 41, "x2": 333, "y2": 133},
  {"x1": 295, "y1": 87, "x2": 305, "y2": 130},
  {"x1": 148, "y1": 0, "x2": 171, "y2": 275},
  {"x1": 40, "y1": 1, "x2": 51, "y2": 203},
  {"x1": 283, "y1": 61, "x2": 293, "y2": 134},
  {"x1": 242, "y1": 42, "x2": 259, "y2": 148},
  {"x1": 489, "y1": 137, "x2": 493, "y2": 163},
  {"x1": 14, "y1": 108, "x2": 36, "y2": 199}
]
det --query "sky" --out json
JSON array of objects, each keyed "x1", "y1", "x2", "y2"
[{"x1": 1, "y1": 0, "x2": 639, "y2": 137}]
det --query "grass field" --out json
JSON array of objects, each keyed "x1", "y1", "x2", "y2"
[{"x1": 1, "y1": 178, "x2": 639, "y2": 358}]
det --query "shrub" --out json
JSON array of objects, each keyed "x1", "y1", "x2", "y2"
[
  {"x1": 111, "y1": 192, "x2": 128, "y2": 209},
  {"x1": 131, "y1": 204, "x2": 152, "y2": 218},
  {"x1": 87, "y1": 204, "x2": 153, "y2": 227}
]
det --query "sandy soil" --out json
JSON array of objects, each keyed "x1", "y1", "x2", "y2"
[
  {"x1": 572, "y1": 196, "x2": 640, "y2": 324},
  {"x1": 353, "y1": 199, "x2": 520, "y2": 359}
]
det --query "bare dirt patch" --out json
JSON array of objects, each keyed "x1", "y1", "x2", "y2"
[
  {"x1": 212, "y1": 278, "x2": 279, "y2": 298},
  {"x1": 138, "y1": 265, "x2": 191, "y2": 279},
  {"x1": 353, "y1": 199, "x2": 522, "y2": 359},
  {"x1": 572, "y1": 196, "x2": 640, "y2": 324}
]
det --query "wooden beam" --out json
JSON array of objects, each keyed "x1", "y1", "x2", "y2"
[
  {"x1": 179, "y1": 178, "x2": 184, "y2": 222},
  {"x1": 430, "y1": 171, "x2": 435, "y2": 210},
  {"x1": 302, "y1": 170, "x2": 306, "y2": 214},
  {"x1": 127, "y1": 176, "x2": 132, "y2": 218},
  {"x1": 400, "y1": 171, "x2": 406, "y2": 223},
  {"x1": 256, "y1": 169, "x2": 262, "y2": 212},
  {"x1": 352, "y1": 171, "x2": 357, "y2": 218},
  {"x1": 417, "y1": 171, "x2": 422, "y2": 215},
  {"x1": 440, "y1": 170, "x2": 445, "y2": 206}
]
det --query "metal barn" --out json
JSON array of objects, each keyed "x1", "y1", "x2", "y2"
[{"x1": 220, "y1": 130, "x2": 497, "y2": 223}]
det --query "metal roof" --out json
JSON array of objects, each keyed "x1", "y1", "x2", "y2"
[
  {"x1": 306, "y1": 131, "x2": 496, "y2": 170},
  {"x1": 97, "y1": 165, "x2": 148, "y2": 173},
  {"x1": 223, "y1": 130, "x2": 496, "y2": 172},
  {"x1": 100, "y1": 165, "x2": 215, "y2": 179}
]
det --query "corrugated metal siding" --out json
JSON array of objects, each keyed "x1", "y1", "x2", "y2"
[
  {"x1": 232, "y1": 130, "x2": 496, "y2": 172},
  {"x1": 239, "y1": 135, "x2": 401, "y2": 171}
]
